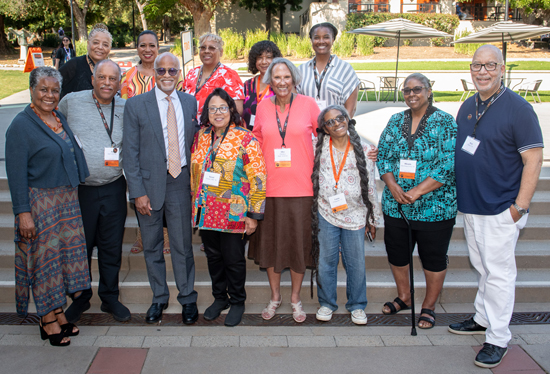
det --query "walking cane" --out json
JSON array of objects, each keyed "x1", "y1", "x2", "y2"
[{"x1": 398, "y1": 203, "x2": 417, "y2": 336}]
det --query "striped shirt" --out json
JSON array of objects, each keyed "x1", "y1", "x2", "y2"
[{"x1": 296, "y1": 55, "x2": 359, "y2": 106}]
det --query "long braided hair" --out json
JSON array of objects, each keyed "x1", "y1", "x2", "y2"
[{"x1": 310, "y1": 105, "x2": 375, "y2": 296}]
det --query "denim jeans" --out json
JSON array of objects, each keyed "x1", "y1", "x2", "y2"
[{"x1": 317, "y1": 212, "x2": 368, "y2": 312}]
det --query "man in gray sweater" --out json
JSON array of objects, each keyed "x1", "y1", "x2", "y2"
[{"x1": 58, "y1": 59, "x2": 130, "y2": 322}]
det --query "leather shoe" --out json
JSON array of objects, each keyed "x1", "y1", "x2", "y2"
[
  {"x1": 224, "y1": 304, "x2": 245, "y2": 327},
  {"x1": 101, "y1": 301, "x2": 131, "y2": 322},
  {"x1": 475, "y1": 343, "x2": 507, "y2": 368},
  {"x1": 203, "y1": 299, "x2": 230, "y2": 321},
  {"x1": 182, "y1": 302, "x2": 198, "y2": 325},
  {"x1": 448, "y1": 317, "x2": 487, "y2": 335},
  {"x1": 146, "y1": 302, "x2": 168, "y2": 324},
  {"x1": 65, "y1": 289, "x2": 92, "y2": 323}
]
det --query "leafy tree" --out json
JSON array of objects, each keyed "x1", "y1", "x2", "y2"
[
  {"x1": 0, "y1": 0, "x2": 31, "y2": 53},
  {"x1": 135, "y1": 0, "x2": 148, "y2": 31},
  {"x1": 510, "y1": 0, "x2": 550, "y2": 25},
  {"x1": 238, "y1": 0, "x2": 302, "y2": 33},
  {"x1": 177, "y1": 0, "x2": 232, "y2": 37},
  {"x1": 66, "y1": 0, "x2": 93, "y2": 40}
]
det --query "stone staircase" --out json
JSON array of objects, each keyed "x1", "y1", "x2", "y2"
[{"x1": 0, "y1": 173, "x2": 549, "y2": 314}]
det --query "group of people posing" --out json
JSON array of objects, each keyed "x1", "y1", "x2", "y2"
[{"x1": 6, "y1": 21, "x2": 543, "y2": 370}]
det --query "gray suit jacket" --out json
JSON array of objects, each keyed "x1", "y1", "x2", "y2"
[{"x1": 123, "y1": 89, "x2": 198, "y2": 210}]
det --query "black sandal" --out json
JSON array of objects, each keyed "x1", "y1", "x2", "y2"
[
  {"x1": 382, "y1": 297, "x2": 411, "y2": 315},
  {"x1": 418, "y1": 308, "x2": 436, "y2": 329},
  {"x1": 39, "y1": 318, "x2": 70, "y2": 347},
  {"x1": 55, "y1": 309, "x2": 79, "y2": 337}
]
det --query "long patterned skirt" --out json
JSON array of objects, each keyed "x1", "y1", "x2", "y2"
[{"x1": 14, "y1": 186, "x2": 90, "y2": 317}]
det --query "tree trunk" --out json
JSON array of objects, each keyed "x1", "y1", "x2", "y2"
[
  {"x1": 68, "y1": 0, "x2": 92, "y2": 40},
  {"x1": 279, "y1": 4, "x2": 284, "y2": 32},
  {"x1": 266, "y1": 9, "x2": 272, "y2": 34},
  {"x1": 518, "y1": 8, "x2": 550, "y2": 26},
  {"x1": 135, "y1": 0, "x2": 148, "y2": 30},
  {"x1": 163, "y1": 15, "x2": 171, "y2": 42},
  {"x1": 0, "y1": 15, "x2": 12, "y2": 54},
  {"x1": 179, "y1": 0, "x2": 214, "y2": 37}
]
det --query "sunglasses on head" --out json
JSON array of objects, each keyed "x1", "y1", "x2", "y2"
[{"x1": 155, "y1": 68, "x2": 179, "y2": 76}]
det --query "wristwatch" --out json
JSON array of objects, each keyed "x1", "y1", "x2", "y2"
[{"x1": 513, "y1": 203, "x2": 528, "y2": 217}]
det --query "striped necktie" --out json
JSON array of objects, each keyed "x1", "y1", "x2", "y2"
[{"x1": 165, "y1": 96, "x2": 181, "y2": 178}]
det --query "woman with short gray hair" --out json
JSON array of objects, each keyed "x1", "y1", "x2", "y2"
[
  {"x1": 248, "y1": 58, "x2": 320, "y2": 323},
  {"x1": 6, "y1": 66, "x2": 90, "y2": 346}
]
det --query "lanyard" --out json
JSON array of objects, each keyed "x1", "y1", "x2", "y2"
[
  {"x1": 209, "y1": 125, "x2": 230, "y2": 169},
  {"x1": 256, "y1": 75, "x2": 271, "y2": 103},
  {"x1": 92, "y1": 92, "x2": 116, "y2": 148},
  {"x1": 87, "y1": 54, "x2": 95, "y2": 68},
  {"x1": 196, "y1": 62, "x2": 221, "y2": 94},
  {"x1": 275, "y1": 94, "x2": 294, "y2": 147},
  {"x1": 329, "y1": 137, "x2": 351, "y2": 191},
  {"x1": 313, "y1": 55, "x2": 333, "y2": 99},
  {"x1": 472, "y1": 84, "x2": 505, "y2": 138}
]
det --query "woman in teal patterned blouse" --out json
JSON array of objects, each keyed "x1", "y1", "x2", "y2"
[{"x1": 376, "y1": 73, "x2": 457, "y2": 329}]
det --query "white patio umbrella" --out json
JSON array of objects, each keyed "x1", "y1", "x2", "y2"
[{"x1": 349, "y1": 18, "x2": 452, "y2": 100}]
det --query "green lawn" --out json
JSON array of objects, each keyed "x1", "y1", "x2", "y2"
[
  {"x1": 0, "y1": 70, "x2": 29, "y2": 100},
  {"x1": 350, "y1": 60, "x2": 550, "y2": 71},
  {"x1": 358, "y1": 90, "x2": 550, "y2": 103}
]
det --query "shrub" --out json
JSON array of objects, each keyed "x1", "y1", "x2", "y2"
[
  {"x1": 287, "y1": 33, "x2": 311, "y2": 58},
  {"x1": 333, "y1": 33, "x2": 355, "y2": 58},
  {"x1": 244, "y1": 28, "x2": 269, "y2": 58},
  {"x1": 453, "y1": 30, "x2": 484, "y2": 56},
  {"x1": 286, "y1": 33, "x2": 300, "y2": 56},
  {"x1": 35, "y1": 33, "x2": 60, "y2": 48},
  {"x1": 403, "y1": 39, "x2": 413, "y2": 46},
  {"x1": 171, "y1": 37, "x2": 182, "y2": 57},
  {"x1": 271, "y1": 32, "x2": 289, "y2": 56},
  {"x1": 356, "y1": 35, "x2": 375, "y2": 56},
  {"x1": 218, "y1": 28, "x2": 244, "y2": 60},
  {"x1": 75, "y1": 40, "x2": 87, "y2": 57}
]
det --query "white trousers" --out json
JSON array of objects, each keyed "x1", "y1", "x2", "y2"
[{"x1": 463, "y1": 209, "x2": 528, "y2": 348}]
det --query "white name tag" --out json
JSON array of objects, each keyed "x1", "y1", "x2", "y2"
[
  {"x1": 399, "y1": 159, "x2": 416, "y2": 179},
  {"x1": 316, "y1": 100, "x2": 327, "y2": 111},
  {"x1": 74, "y1": 134, "x2": 83, "y2": 149},
  {"x1": 249, "y1": 114, "x2": 256, "y2": 128},
  {"x1": 274, "y1": 148, "x2": 291, "y2": 167},
  {"x1": 462, "y1": 136, "x2": 480, "y2": 155},
  {"x1": 104, "y1": 147, "x2": 119, "y2": 167},
  {"x1": 329, "y1": 193, "x2": 348, "y2": 213},
  {"x1": 203, "y1": 171, "x2": 220, "y2": 186}
]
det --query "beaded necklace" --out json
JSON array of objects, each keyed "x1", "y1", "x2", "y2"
[{"x1": 30, "y1": 103, "x2": 62, "y2": 132}]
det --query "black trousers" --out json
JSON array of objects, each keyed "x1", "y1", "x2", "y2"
[
  {"x1": 201, "y1": 230, "x2": 247, "y2": 305},
  {"x1": 78, "y1": 176, "x2": 127, "y2": 303}
]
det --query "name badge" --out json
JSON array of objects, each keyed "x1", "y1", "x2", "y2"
[
  {"x1": 104, "y1": 147, "x2": 119, "y2": 167},
  {"x1": 399, "y1": 159, "x2": 416, "y2": 179},
  {"x1": 203, "y1": 171, "x2": 221, "y2": 186},
  {"x1": 462, "y1": 136, "x2": 480, "y2": 155},
  {"x1": 249, "y1": 115, "x2": 256, "y2": 128},
  {"x1": 74, "y1": 134, "x2": 83, "y2": 149},
  {"x1": 316, "y1": 100, "x2": 327, "y2": 111},
  {"x1": 274, "y1": 148, "x2": 291, "y2": 168},
  {"x1": 329, "y1": 193, "x2": 348, "y2": 213}
]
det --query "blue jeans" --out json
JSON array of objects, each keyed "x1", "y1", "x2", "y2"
[{"x1": 317, "y1": 212, "x2": 368, "y2": 312}]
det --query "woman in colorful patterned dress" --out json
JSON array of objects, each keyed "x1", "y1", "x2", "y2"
[
  {"x1": 242, "y1": 40, "x2": 282, "y2": 130},
  {"x1": 311, "y1": 105, "x2": 381, "y2": 325},
  {"x1": 376, "y1": 73, "x2": 457, "y2": 329},
  {"x1": 185, "y1": 33, "x2": 245, "y2": 120},
  {"x1": 120, "y1": 30, "x2": 182, "y2": 254},
  {"x1": 191, "y1": 88, "x2": 266, "y2": 326},
  {"x1": 6, "y1": 67, "x2": 91, "y2": 346}
]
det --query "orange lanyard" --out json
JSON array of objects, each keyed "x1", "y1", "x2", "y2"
[
  {"x1": 329, "y1": 137, "x2": 351, "y2": 190},
  {"x1": 256, "y1": 75, "x2": 271, "y2": 103}
]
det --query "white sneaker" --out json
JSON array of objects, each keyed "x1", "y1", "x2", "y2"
[
  {"x1": 316, "y1": 306, "x2": 333, "y2": 321},
  {"x1": 351, "y1": 309, "x2": 367, "y2": 325}
]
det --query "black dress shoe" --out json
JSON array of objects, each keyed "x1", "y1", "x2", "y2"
[
  {"x1": 203, "y1": 299, "x2": 230, "y2": 321},
  {"x1": 65, "y1": 289, "x2": 92, "y2": 323},
  {"x1": 448, "y1": 317, "x2": 487, "y2": 335},
  {"x1": 182, "y1": 302, "x2": 198, "y2": 325},
  {"x1": 475, "y1": 343, "x2": 507, "y2": 368},
  {"x1": 146, "y1": 302, "x2": 168, "y2": 324},
  {"x1": 101, "y1": 301, "x2": 131, "y2": 322},
  {"x1": 224, "y1": 304, "x2": 245, "y2": 327}
]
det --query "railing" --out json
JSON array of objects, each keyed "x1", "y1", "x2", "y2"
[
  {"x1": 348, "y1": 2, "x2": 391, "y2": 13},
  {"x1": 402, "y1": 2, "x2": 441, "y2": 13},
  {"x1": 460, "y1": 5, "x2": 521, "y2": 21}
]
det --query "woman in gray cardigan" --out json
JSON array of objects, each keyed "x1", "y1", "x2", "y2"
[{"x1": 5, "y1": 67, "x2": 90, "y2": 346}]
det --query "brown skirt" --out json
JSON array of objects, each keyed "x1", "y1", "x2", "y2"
[{"x1": 248, "y1": 196, "x2": 313, "y2": 273}]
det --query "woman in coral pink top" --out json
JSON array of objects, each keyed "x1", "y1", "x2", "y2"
[{"x1": 249, "y1": 58, "x2": 320, "y2": 323}]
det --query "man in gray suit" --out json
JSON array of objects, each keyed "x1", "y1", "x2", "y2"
[{"x1": 123, "y1": 52, "x2": 199, "y2": 324}]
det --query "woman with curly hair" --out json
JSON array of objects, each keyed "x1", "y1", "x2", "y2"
[
  {"x1": 311, "y1": 105, "x2": 381, "y2": 325},
  {"x1": 242, "y1": 40, "x2": 282, "y2": 129}
]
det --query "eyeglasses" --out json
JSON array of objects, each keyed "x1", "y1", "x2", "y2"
[
  {"x1": 208, "y1": 106, "x2": 229, "y2": 114},
  {"x1": 402, "y1": 86, "x2": 425, "y2": 96},
  {"x1": 324, "y1": 115, "x2": 347, "y2": 127},
  {"x1": 470, "y1": 62, "x2": 500, "y2": 71},
  {"x1": 199, "y1": 45, "x2": 218, "y2": 52},
  {"x1": 155, "y1": 68, "x2": 179, "y2": 76}
]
